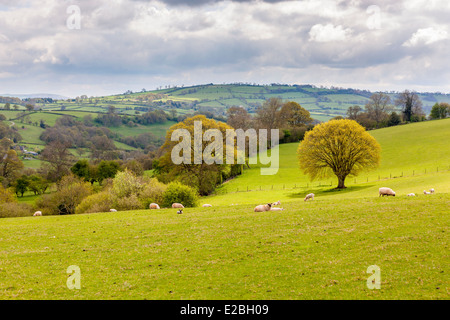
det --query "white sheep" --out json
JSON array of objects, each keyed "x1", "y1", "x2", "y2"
[
  {"x1": 33, "y1": 211, "x2": 42, "y2": 216},
  {"x1": 423, "y1": 191, "x2": 431, "y2": 195},
  {"x1": 270, "y1": 207, "x2": 284, "y2": 211},
  {"x1": 202, "y1": 204, "x2": 212, "y2": 207},
  {"x1": 407, "y1": 193, "x2": 416, "y2": 197},
  {"x1": 149, "y1": 203, "x2": 160, "y2": 209},
  {"x1": 254, "y1": 203, "x2": 272, "y2": 212},
  {"x1": 272, "y1": 200, "x2": 281, "y2": 206},
  {"x1": 430, "y1": 188, "x2": 435, "y2": 194},
  {"x1": 379, "y1": 187, "x2": 396, "y2": 197},
  {"x1": 109, "y1": 209, "x2": 117, "y2": 212},
  {"x1": 172, "y1": 203, "x2": 184, "y2": 209},
  {"x1": 304, "y1": 193, "x2": 315, "y2": 201}
]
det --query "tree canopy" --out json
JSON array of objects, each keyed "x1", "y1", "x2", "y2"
[{"x1": 297, "y1": 119, "x2": 381, "y2": 189}]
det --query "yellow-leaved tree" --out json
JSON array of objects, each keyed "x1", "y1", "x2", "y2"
[
  {"x1": 297, "y1": 119, "x2": 381, "y2": 189},
  {"x1": 154, "y1": 115, "x2": 241, "y2": 195}
]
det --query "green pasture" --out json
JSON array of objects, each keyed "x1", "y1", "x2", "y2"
[
  {"x1": 209, "y1": 118, "x2": 450, "y2": 205},
  {"x1": 0, "y1": 195, "x2": 447, "y2": 299}
]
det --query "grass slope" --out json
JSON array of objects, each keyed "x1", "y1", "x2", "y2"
[
  {"x1": 206, "y1": 119, "x2": 450, "y2": 205},
  {"x1": 0, "y1": 195, "x2": 448, "y2": 299}
]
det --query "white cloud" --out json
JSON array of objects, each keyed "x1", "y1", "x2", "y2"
[
  {"x1": 403, "y1": 27, "x2": 449, "y2": 47},
  {"x1": 308, "y1": 24, "x2": 352, "y2": 43}
]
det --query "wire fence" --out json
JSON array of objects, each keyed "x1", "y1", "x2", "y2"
[{"x1": 217, "y1": 165, "x2": 450, "y2": 194}]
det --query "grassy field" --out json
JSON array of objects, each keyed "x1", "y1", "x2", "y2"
[
  {"x1": 207, "y1": 118, "x2": 450, "y2": 205},
  {"x1": 0, "y1": 117, "x2": 449, "y2": 300},
  {"x1": 0, "y1": 195, "x2": 448, "y2": 299}
]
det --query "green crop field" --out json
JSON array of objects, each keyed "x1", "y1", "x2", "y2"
[{"x1": 0, "y1": 117, "x2": 449, "y2": 300}]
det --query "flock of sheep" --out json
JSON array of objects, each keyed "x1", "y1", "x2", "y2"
[
  {"x1": 31, "y1": 188, "x2": 436, "y2": 217},
  {"x1": 379, "y1": 187, "x2": 435, "y2": 197}
]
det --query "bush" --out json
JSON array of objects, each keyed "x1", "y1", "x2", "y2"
[
  {"x1": 75, "y1": 191, "x2": 113, "y2": 214},
  {"x1": 111, "y1": 169, "x2": 144, "y2": 199},
  {"x1": 0, "y1": 185, "x2": 17, "y2": 204},
  {"x1": 35, "y1": 175, "x2": 93, "y2": 215},
  {"x1": 115, "y1": 194, "x2": 144, "y2": 211},
  {"x1": 0, "y1": 202, "x2": 33, "y2": 218},
  {"x1": 139, "y1": 178, "x2": 167, "y2": 208},
  {"x1": 162, "y1": 181, "x2": 198, "y2": 208}
]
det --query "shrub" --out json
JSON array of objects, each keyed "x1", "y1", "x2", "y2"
[
  {"x1": 35, "y1": 174, "x2": 93, "y2": 215},
  {"x1": 162, "y1": 181, "x2": 198, "y2": 208},
  {"x1": 0, "y1": 202, "x2": 33, "y2": 218},
  {"x1": 115, "y1": 194, "x2": 144, "y2": 211},
  {"x1": 75, "y1": 191, "x2": 113, "y2": 214},
  {"x1": 111, "y1": 169, "x2": 144, "y2": 199},
  {"x1": 0, "y1": 185, "x2": 17, "y2": 204},
  {"x1": 139, "y1": 178, "x2": 167, "y2": 208}
]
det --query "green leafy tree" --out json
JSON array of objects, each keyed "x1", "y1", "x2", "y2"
[
  {"x1": 97, "y1": 160, "x2": 121, "y2": 184},
  {"x1": 387, "y1": 111, "x2": 401, "y2": 127},
  {"x1": 297, "y1": 119, "x2": 381, "y2": 189},
  {"x1": 14, "y1": 176, "x2": 29, "y2": 197},
  {"x1": 430, "y1": 102, "x2": 449, "y2": 119}
]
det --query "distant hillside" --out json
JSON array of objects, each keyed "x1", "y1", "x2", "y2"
[
  {"x1": 131, "y1": 83, "x2": 450, "y2": 122},
  {"x1": 13, "y1": 83, "x2": 450, "y2": 122}
]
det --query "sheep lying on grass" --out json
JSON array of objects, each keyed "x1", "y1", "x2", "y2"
[
  {"x1": 423, "y1": 191, "x2": 431, "y2": 195},
  {"x1": 202, "y1": 204, "x2": 212, "y2": 207},
  {"x1": 407, "y1": 193, "x2": 416, "y2": 197},
  {"x1": 254, "y1": 203, "x2": 272, "y2": 212},
  {"x1": 430, "y1": 188, "x2": 435, "y2": 194},
  {"x1": 149, "y1": 203, "x2": 160, "y2": 209},
  {"x1": 272, "y1": 200, "x2": 281, "y2": 206},
  {"x1": 109, "y1": 209, "x2": 117, "y2": 212},
  {"x1": 379, "y1": 187, "x2": 395, "y2": 197},
  {"x1": 270, "y1": 207, "x2": 284, "y2": 211}
]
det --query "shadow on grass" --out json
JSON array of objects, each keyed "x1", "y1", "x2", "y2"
[{"x1": 286, "y1": 184, "x2": 375, "y2": 199}]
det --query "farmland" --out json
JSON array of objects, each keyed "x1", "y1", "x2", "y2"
[{"x1": 0, "y1": 116, "x2": 448, "y2": 300}]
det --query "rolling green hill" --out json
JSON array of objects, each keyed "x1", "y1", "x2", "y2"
[
  {"x1": 0, "y1": 115, "x2": 449, "y2": 300},
  {"x1": 22, "y1": 83, "x2": 450, "y2": 123},
  {"x1": 204, "y1": 118, "x2": 450, "y2": 206}
]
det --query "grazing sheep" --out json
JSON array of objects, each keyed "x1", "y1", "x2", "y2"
[
  {"x1": 423, "y1": 191, "x2": 431, "y2": 195},
  {"x1": 270, "y1": 207, "x2": 284, "y2": 211},
  {"x1": 254, "y1": 203, "x2": 272, "y2": 212},
  {"x1": 379, "y1": 187, "x2": 395, "y2": 197},
  {"x1": 109, "y1": 209, "x2": 117, "y2": 212},
  {"x1": 202, "y1": 204, "x2": 212, "y2": 207},
  {"x1": 430, "y1": 188, "x2": 435, "y2": 194},
  {"x1": 149, "y1": 203, "x2": 160, "y2": 209},
  {"x1": 304, "y1": 193, "x2": 315, "y2": 201},
  {"x1": 177, "y1": 209, "x2": 183, "y2": 214},
  {"x1": 272, "y1": 200, "x2": 281, "y2": 206},
  {"x1": 172, "y1": 203, "x2": 184, "y2": 209},
  {"x1": 407, "y1": 193, "x2": 416, "y2": 197},
  {"x1": 33, "y1": 211, "x2": 42, "y2": 216}
]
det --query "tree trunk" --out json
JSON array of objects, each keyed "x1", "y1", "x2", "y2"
[{"x1": 337, "y1": 176, "x2": 347, "y2": 189}]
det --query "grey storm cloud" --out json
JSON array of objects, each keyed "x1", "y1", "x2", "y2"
[
  {"x1": 1, "y1": 0, "x2": 450, "y2": 96},
  {"x1": 143, "y1": 0, "x2": 289, "y2": 6}
]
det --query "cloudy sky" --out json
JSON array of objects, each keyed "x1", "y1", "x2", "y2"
[{"x1": 1, "y1": 0, "x2": 449, "y2": 97}]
